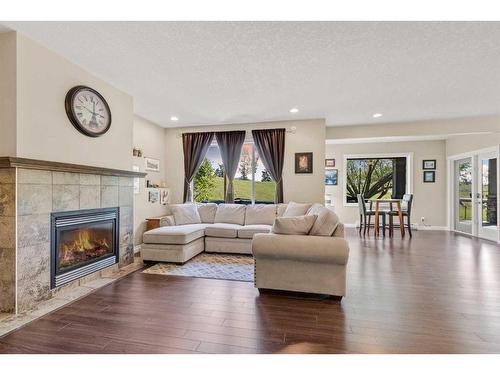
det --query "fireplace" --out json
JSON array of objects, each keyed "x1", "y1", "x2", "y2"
[{"x1": 51, "y1": 208, "x2": 119, "y2": 288}]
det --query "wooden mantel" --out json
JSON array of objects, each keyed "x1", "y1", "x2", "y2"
[{"x1": 0, "y1": 156, "x2": 148, "y2": 178}]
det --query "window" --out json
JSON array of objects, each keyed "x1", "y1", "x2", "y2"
[
  {"x1": 344, "y1": 155, "x2": 408, "y2": 204},
  {"x1": 193, "y1": 142, "x2": 276, "y2": 204},
  {"x1": 193, "y1": 144, "x2": 224, "y2": 202}
]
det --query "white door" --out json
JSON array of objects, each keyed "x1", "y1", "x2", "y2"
[
  {"x1": 454, "y1": 157, "x2": 473, "y2": 234},
  {"x1": 477, "y1": 151, "x2": 499, "y2": 241}
]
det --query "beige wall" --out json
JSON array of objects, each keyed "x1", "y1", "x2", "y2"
[
  {"x1": 14, "y1": 33, "x2": 133, "y2": 170},
  {"x1": 326, "y1": 140, "x2": 447, "y2": 227},
  {"x1": 164, "y1": 119, "x2": 326, "y2": 204},
  {"x1": 446, "y1": 132, "x2": 500, "y2": 156},
  {"x1": 327, "y1": 115, "x2": 500, "y2": 141},
  {"x1": 0, "y1": 32, "x2": 17, "y2": 155},
  {"x1": 132, "y1": 116, "x2": 169, "y2": 246}
]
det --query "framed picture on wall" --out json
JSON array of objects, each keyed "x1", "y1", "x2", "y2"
[
  {"x1": 325, "y1": 159, "x2": 336, "y2": 168},
  {"x1": 148, "y1": 190, "x2": 159, "y2": 203},
  {"x1": 422, "y1": 160, "x2": 436, "y2": 170},
  {"x1": 325, "y1": 169, "x2": 338, "y2": 185},
  {"x1": 160, "y1": 189, "x2": 170, "y2": 205},
  {"x1": 145, "y1": 157, "x2": 160, "y2": 172},
  {"x1": 295, "y1": 152, "x2": 313, "y2": 174},
  {"x1": 423, "y1": 170, "x2": 436, "y2": 183}
]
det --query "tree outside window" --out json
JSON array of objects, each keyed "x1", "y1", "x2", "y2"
[{"x1": 345, "y1": 157, "x2": 407, "y2": 204}]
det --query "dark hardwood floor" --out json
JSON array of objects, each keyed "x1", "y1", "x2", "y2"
[{"x1": 1, "y1": 229, "x2": 500, "y2": 354}]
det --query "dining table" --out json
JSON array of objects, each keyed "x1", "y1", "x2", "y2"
[{"x1": 367, "y1": 198, "x2": 405, "y2": 237}]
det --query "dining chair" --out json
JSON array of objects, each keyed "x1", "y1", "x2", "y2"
[
  {"x1": 357, "y1": 194, "x2": 386, "y2": 236},
  {"x1": 387, "y1": 194, "x2": 413, "y2": 237}
]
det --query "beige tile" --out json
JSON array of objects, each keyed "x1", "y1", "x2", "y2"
[
  {"x1": 0, "y1": 217, "x2": 15, "y2": 248},
  {"x1": 53, "y1": 171, "x2": 80, "y2": 185},
  {"x1": 79, "y1": 173, "x2": 101, "y2": 186},
  {"x1": 18, "y1": 169, "x2": 52, "y2": 184},
  {"x1": 119, "y1": 176, "x2": 134, "y2": 187},
  {"x1": 80, "y1": 185, "x2": 100, "y2": 209},
  {"x1": 53, "y1": 185, "x2": 79, "y2": 212},
  {"x1": 101, "y1": 185, "x2": 119, "y2": 207},
  {"x1": 0, "y1": 168, "x2": 15, "y2": 184},
  {"x1": 119, "y1": 186, "x2": 134, "y2": 207},
  {"x1": 17, "y1": 184, "x2": 52, "y2": 215},
  {"x1": 17, "y1": 242, "x2": 51, "y2": 313},
  {"x1": 101, "y1": 175, "x2": 119, "y2": 186},
  {"x1": 17, "y1": 214, "x2": 50, "y2": 248},
  {"x1": 0, "y1": 184, "x2": 15, "y2": 216}
]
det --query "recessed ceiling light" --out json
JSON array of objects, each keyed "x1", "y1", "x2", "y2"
[
  {"x1": 170, "y1": 116, "x2": 179, "y2": 121},
  {"x1": 372, "y1": 113, "x2": 383, "y2": 118},
  {"x1": 289, "y1": 108, "x2": 299, "y2": 113}
]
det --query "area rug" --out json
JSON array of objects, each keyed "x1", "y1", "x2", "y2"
[{"x1": 142, "y1": 253, "x2": 254, "y2": 282}]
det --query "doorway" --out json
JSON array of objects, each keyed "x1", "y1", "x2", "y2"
[{"x1": 450, "y1": 148, "x2": 499, "y2": 242}]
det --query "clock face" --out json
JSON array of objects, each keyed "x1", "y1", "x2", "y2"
[{"x1": 65, "y1": 86, "x2": 111, "y2": 137}]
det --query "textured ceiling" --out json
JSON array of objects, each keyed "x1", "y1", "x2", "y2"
[{"x1": 2, "y1": 21, "x2": 500, "y2": 128}]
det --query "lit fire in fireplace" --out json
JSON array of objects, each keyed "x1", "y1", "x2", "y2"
[{"x1": 59, "y1": 228, "x2": 112, "y2": 269}]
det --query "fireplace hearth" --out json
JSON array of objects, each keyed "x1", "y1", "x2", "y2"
[{"x1": 51, "y1": 208, "x2": 119, "y2": 288}]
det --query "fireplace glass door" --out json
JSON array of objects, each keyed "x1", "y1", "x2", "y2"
[{"x1": 57, "y1": 221, "x2": 115, "y2": 274}]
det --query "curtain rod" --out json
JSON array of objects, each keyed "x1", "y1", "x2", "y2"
[{"x1": 175, "y1": 126, "x2": 296, "y2": 138}]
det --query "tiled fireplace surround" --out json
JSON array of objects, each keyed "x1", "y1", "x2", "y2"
[{"x1": 0, "y1": 164, "x2": 140, "y2": 314}]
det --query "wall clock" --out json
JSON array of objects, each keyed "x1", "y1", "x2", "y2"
[{"x1": 65, "y1": 86, "x2": 112, "y2": 137}]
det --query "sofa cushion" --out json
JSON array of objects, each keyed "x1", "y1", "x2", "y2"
[
  {"x1": 170, "y1": 204, "x2": 201, "y2": 225},
  {"x1": 283, "y1": 201, "x2": 312, "y2": 217},
  {"x1": 205, "y1": 223, "x2": 243, "y2": 238},
  {"x1": 143, "y1": 224, "x2": 206, "y2": 245},
  {"x1": 245, "y1": 204, "x2": 277, "y2": 225},
  {"x1": 307, "y1": 204, "x2": 340, "y2": 236},
  {"x1": 237, "y1": 224, "x2": 272, "y2": 239},
  {"x1": 197, "y1": 203, "x2": 218, "y2": 223},
  {"x1": 214, "y1": 204, "x2": 246, "y2": 225},
  {"x1": 277, "y1": 203, "x2": 288, "y2": 217},
  {"x1": 272, "y1": 215, "x2": 317, "y2": 235}
]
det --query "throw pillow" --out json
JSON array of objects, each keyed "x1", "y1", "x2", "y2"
[
  {"x1": 272, "y1": 215, "x2": 317, "y2": 235},
  {"x1": 283, "y1": 201, "x2": 312, "y2": 217},
  {"x1": 171, "y1": 204, "x2": 202, "y2": 225},
  {"x1": 307, "y1": 205, "x2": 340, "y2": 236}
]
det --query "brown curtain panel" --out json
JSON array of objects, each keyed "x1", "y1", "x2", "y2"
[
  {"x1": 251, "y1": 128, "x2": 286, "y2": 203},
  {"x1": 215, "y1": 131, "x2": 246, "y2": 203},
  {"x1": 182, "y1": 132, "x2": 215, "y2": 202}
]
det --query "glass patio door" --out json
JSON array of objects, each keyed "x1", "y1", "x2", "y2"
[
  {"x1": 454, "y1": 157, "x2": 473, "y2": 234},
  {"x1": 477, "y1": 151, "x2": 498, "y2": 241}
]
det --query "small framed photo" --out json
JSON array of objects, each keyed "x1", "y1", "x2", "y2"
[
  {"x1": 325, "y1": 169, "x2": 338, "y2": 185},
  {"x1": 295, "y1": 152, "x2": 313, "y2": 174},
  {"x1": 422, "y1": 160, "x2": 436, "y2": 170},
  {"x1": 148, "y1": 190, "x2": 159, "y2": 203},
  {"x1": 145, "y1": 157, "x2": 160, "y2": 172},
  {"x1": 159, "y1": 189, "x2": 169, "y2": 205},
  {"x1": 325, "y1": 159, "x2": 336, "y2": 168},
  {"x1": 423, "y1": 171, "x2": 436, "y2": 183}
]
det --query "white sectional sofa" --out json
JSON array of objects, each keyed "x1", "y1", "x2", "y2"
[
  {"x1": 141, "y1": 203, "x2": 283, "y2": 262},
  {"x1": 141, "y1": 202, "x2": 349, "y2": 297}
]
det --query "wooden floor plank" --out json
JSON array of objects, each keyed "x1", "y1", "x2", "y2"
[{"x1": 1, "y1": 230, "x2": 500, "y2": 354}]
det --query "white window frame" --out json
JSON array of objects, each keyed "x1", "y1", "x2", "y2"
[{"x1": 343, "y1": 152, "x2": 413, "y2": 207}]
